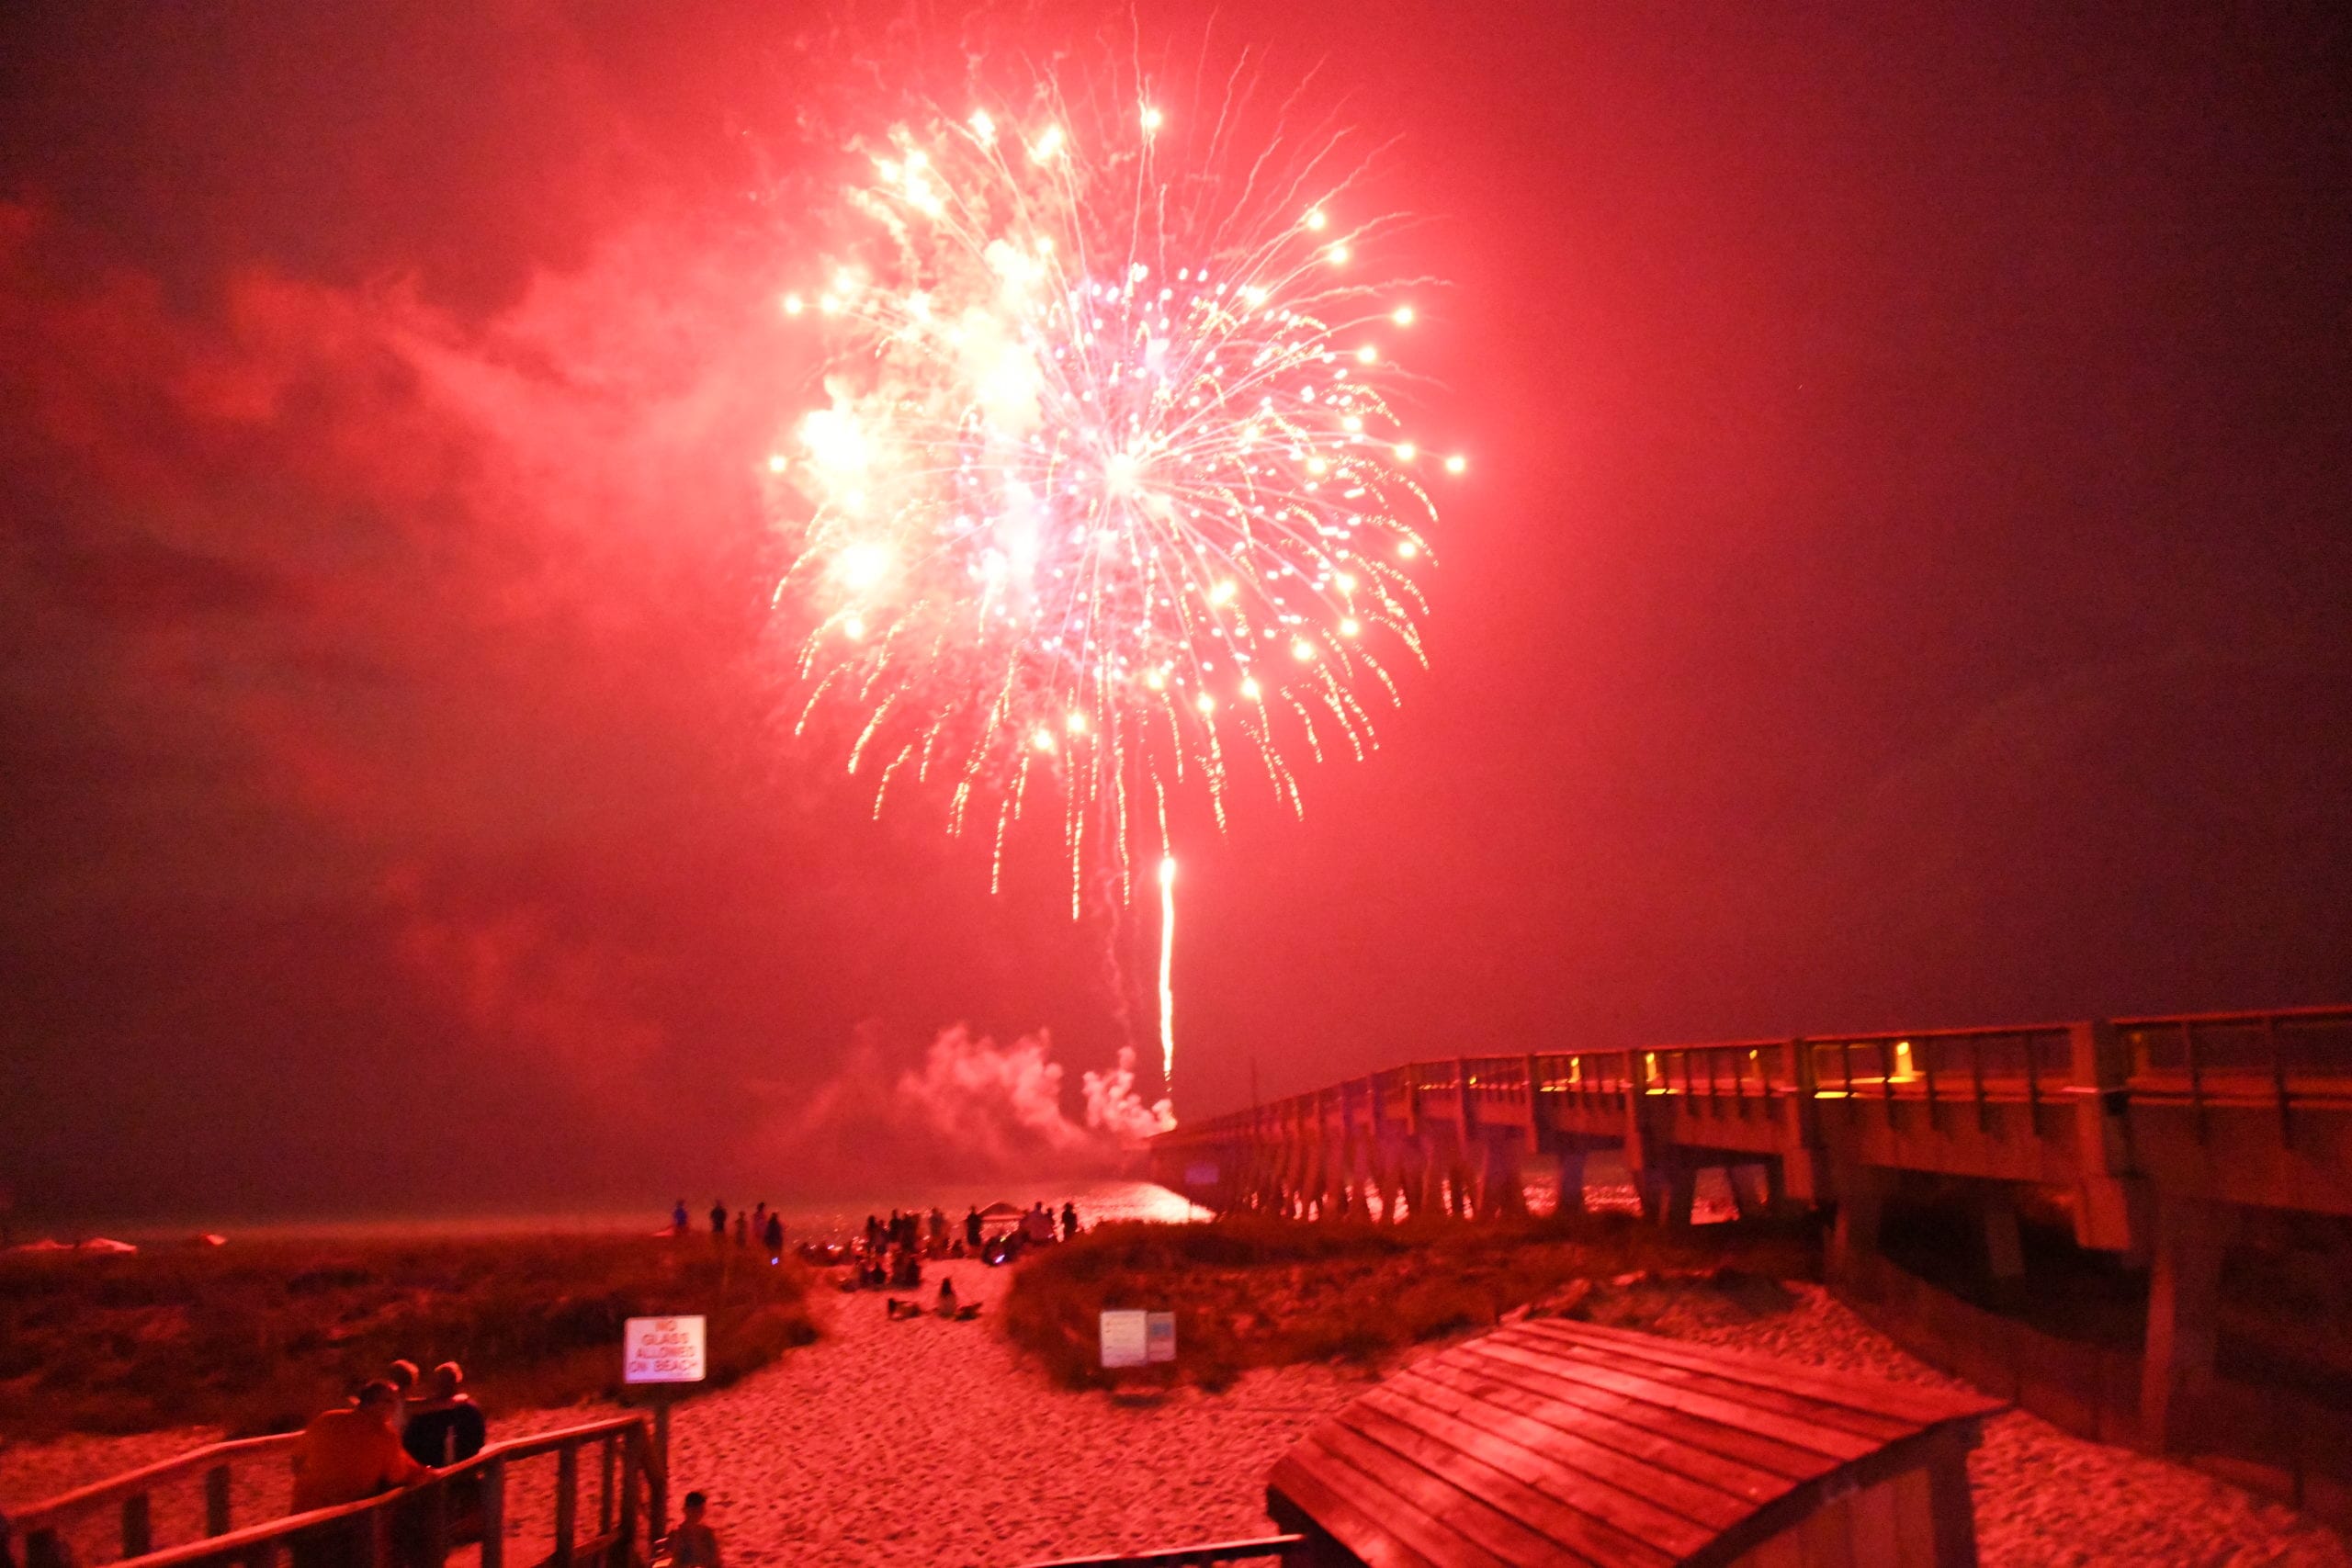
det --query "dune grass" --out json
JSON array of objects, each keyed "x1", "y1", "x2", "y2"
[
  {"x1": 0, "y1": 1235, "x2": 817, "y2": 1444},
  {"x1": 1002, "y1": 1212, "x2": 1819, "y2": 1391}
]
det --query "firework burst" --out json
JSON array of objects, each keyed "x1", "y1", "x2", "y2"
[{"x1": 773, "y1": 73, "x2": 1462, "y2": 908}]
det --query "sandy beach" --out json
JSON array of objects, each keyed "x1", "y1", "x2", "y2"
[{"x1": 9, "y1": 1257, "x2": 2348, "y2": 1567}]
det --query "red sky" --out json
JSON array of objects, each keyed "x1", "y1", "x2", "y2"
[{"x1": 4, "y1": 2, "x2": 2348, "y2": 1222}]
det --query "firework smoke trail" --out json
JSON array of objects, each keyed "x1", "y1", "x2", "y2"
[
  {"x1": 772, "y1": 70, "x2": 1463, "y2": 912},
  {"x1": 1157, "y1": 853, "x2": 1177, "y2": 1100}
]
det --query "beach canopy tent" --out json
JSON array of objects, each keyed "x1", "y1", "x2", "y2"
[{"x1": 1267, "y1": 1317, "x2": 2002, "y2": 1567}]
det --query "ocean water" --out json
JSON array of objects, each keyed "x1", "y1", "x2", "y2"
[{"x1": 22, "y1": 1179, "x2": 1201, "y2": 1248}]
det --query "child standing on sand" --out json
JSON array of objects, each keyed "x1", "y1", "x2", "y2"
[{"x1": 662, "y1": 1492, "x2": 720, "y2": 1568}]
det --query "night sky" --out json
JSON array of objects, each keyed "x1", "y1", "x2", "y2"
[{"x1": 4, "y1": 3, "x2": 2347, "y2": 1223}]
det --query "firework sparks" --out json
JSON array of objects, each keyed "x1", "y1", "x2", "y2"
[{"x1": 773, "y1": 76, "x2": 1463, "y2": 905}]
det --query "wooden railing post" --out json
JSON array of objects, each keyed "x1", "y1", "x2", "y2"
[
  {"x1": 600, "y1": 1433, "x2": 616, "y2": 1541},
  {"x1": 121, "y1": 1492, "x2": 153, "y2": 1560},
  {"x1": 555, "y1": 1441, "x2": 580, "y2": 1568},
  {"x1": 650, "y1": 1404, "x2": 672, "y2": 1545},
  {"x1": 362, "y1": 1500, "x2": 390, "y2": 1568},
  {"x1": 422, "y1": 1472, "x2": 450, "y2": 1568},
  {"x1": 206, "y1": 1464, "x2": 232, "y2": 1537},
  {"x1": 620, "y1": 1427, "x2": 644, "y2": 1568},
  {"x1": 480, "y1": 1460, "x2": 506, "y2": 1568}
]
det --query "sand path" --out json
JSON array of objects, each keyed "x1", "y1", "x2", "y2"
[{"x1": 664, "y1": 1258, "x2": 1361, "y2": 1566}]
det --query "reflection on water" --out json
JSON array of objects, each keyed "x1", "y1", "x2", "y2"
[{"x1": 61, "y1": 1179, "x2": 1201, "y2": 1247}]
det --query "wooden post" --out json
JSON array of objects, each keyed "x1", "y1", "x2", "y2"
[
  {"x1": 2067, "y1": 1020, "x2": 2148, "y2": 1256},
  {"x1": 1982, "y1": 1190, "x2": 2025, "y2": 1280},
  {"x1": 650, "y1": 1401, "x2": 673, "y2": 1544},
  {"x1": 1555, "y1": 1148, "x2": 1588, "y2": 1217},
  {"x1": 480, "y1": 1459, "x2": 506, "y2": 1568},
  {"x1": 1925, "y1": 1435, "x2": 1983, "y2": 1567},
  {"x1": 555, "y1": 1440, "x2": 579, "y2": 1567},
  {"x1": 2142, "y1": 1199, "x2": 2234, "y2": 1451},
  {"x1": 25, "y1": 1528, "x2": 66, "y2": 1568},
  {"x1": 362, "y1": 1501, "x2": 390, "y2": 1568},
  {"x1": 422, "y1": 1473, "x2": 449, "y2": 1568},
  {"x1": 599, "y1": 1432, "x2": 616, "y2": 1539},
  {"x1": 122, "y1": 1491, "x2": 153, "y2": 1559},
  {"x1": 1662, "y1": 1167, "x2": 1697, "y2": 1228},
  {"x1": 1830, "y1": 1166, "x2": 1890, "y2": 1280},
  {"x1": 206, "y1": 1463, "x2": 233, "y2": 1537},
  {"x1": 620, "y1": 1426, "x2": 644, "y2": 1566}
]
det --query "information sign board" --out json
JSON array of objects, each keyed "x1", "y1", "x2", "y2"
[
  {"x1": 1100, "y1": 1309, "x2": 1148, "y2": 1369},
  {"x1": 623, "y1": 1314, "x2": 707, "y2": 1384}
]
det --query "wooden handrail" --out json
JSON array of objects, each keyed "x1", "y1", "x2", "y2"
[
  {"x1": 12, "y1": 1434, "x2": 302, "y2": 1533},
  {"x1": 19, "y1": 1416, "x2": 650, "y2": 1568}
]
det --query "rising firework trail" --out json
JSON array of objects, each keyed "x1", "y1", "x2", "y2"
[
  {"x1": 771, "y1": 69, "x2": 1464, "y2": 907},
  {"x1": 1157, "y1": 853, "x2": 1178, "y2": 1099}
]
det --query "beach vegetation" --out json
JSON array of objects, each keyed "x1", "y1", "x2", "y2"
[
  {"x1": 0, "y1": 1235, "x2": 817, "y2": 1443},
  {"x1": 1002, "y1": 1212, "x2": 1817, "y2": 1390}
]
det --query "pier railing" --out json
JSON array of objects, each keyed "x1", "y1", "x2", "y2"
[
  {"x1": 1159, "y1": 1005, "x2": 2351, "y2": 1147},
  {"x1": 16, "y1": 1415, "x2": 659, "y2": 1568}
]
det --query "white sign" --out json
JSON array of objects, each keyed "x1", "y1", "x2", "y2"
[
  {"x1": 1147, "y1": 1311, "x2": 1177, "y2": 1364},
  {"x1": 1100, "y1": 1310, "x2": 1148, "y2": 1370},
  {"x1": 623, "y1": 1315, "x2": 707, "y2": 1384}
]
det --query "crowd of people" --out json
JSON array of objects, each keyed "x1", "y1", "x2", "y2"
[
  {"x1": 671, "y1": 1198, "x2": 786, "y2": 1261},
  {"x1": 670, "y1": 1198, "x2": 1087, "y2": 1273}
]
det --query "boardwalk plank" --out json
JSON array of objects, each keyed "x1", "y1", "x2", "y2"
[
  {"x1": 1520, "y1": 1340, "x2": 1917, "y2": 1446},
  {"x1": 1314, "y1": 1421, "x2": 1594, "y2": 1568},
  {"x1": 1351, "y1": 1387, "x2": 1710, "y2": 1558},
  {"x1": 1382, "y1": 1371, "x2": 1758, "y2": 1529},
  {"x1": 1419, "y1": 1354, "x2": 1833, "y2": 1485},
  {"x1": 1508, "y1": 1322, "x2": 1992, "y2": 1426},
  {"x1": 1408, "y1": 1359, "x2": 1797, "y2": 1503},
  {"x1": 1462, "y1": 1342, "x2": 1880, "y2": 1461},
  {"x1": 1271, "y1": 1452, "x2": 1450, "y2": 1568}
]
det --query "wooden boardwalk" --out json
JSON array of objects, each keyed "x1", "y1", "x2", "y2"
[
  {"x1": 1268, "y1": 1321, "x2": 1998, "y2": 1568},
  {"x1": 1148, "y1": 1005, "x2": 2352, "y2": 1511}
]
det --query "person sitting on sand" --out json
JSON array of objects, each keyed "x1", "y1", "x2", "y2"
[
  {"x1": 935, "y1": 1277, "x2": 958, "y2": 1318},
  {"x1": 662, "y1": 1491, "x2": 721, "y2": 1568},
  {"x1": 292, "y1": 1382, "x2": 432, "y2": 1512},
  {"x1": 402, "y1": 1362, "x2": 487, "y2": 1468}
]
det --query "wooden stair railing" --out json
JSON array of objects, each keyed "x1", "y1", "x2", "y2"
[{"x1": 15, "y1": 1415, "x2": 657, "y2": 1568}]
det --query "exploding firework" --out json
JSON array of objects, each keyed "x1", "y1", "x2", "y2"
[{"x1": 772, "y1": 73, "x2": 1462, "y2": 906}]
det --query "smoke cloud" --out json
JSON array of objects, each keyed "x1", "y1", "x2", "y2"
[{"x1": 754, "y1": 1024, "x2": 1173, "y2": 1187}]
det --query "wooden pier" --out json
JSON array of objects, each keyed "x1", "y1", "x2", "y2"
[{"x1": 1148, "y1": 1006, "x2": 2352, "y2": 1519}]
